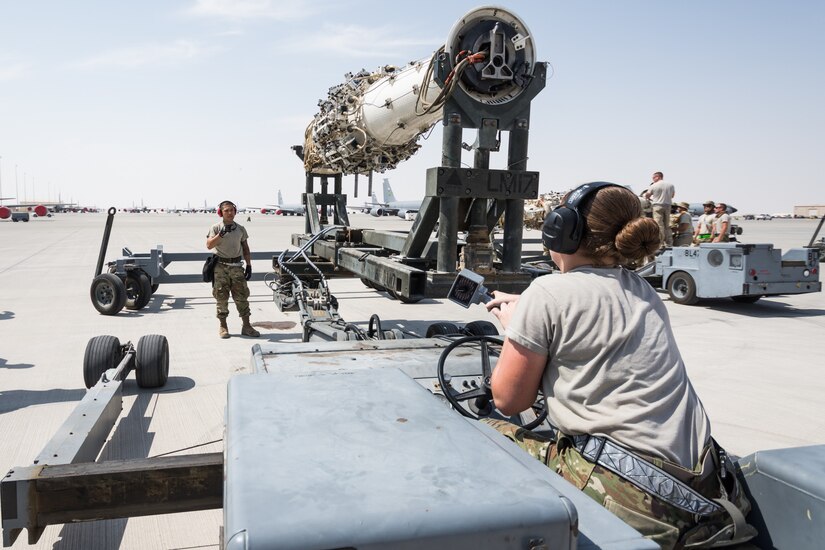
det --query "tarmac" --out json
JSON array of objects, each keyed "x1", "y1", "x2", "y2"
[{"x1": 0, "y1": 211, "x2": 823, "y2": 549}]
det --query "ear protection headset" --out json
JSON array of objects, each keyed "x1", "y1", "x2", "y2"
[
  {"x1": 542, "y1": 181, "x2": 622, "y2": 254},
  {"x1": 217, "y1": 200, "x2": 237, "y2": 216}
]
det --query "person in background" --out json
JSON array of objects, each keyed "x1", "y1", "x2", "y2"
[
  {"x1": 693, "y1": 201, "x2": 716, "y2": 245},
  {"x1": 711, "y1": 203, "x2": 731, "y2": 243},
  {"x1": 643, "y1": 172, "x2": 675, "y2": 248},
  {"x1": 206, "y1": 200, "x2": 260, "y2": 339},
  {"x1": 673, "y1": 202, "x2": 694, "y2": 247}
]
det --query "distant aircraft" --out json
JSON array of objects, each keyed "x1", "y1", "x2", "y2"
[
  {"x1": 369, "y1": 178, "x2": 422, "y2": 219},
  {"x1": 268, "y1": 190, "x2": 305, "y2": 216},
  {"x1": 0, "y1": 199, "x2": 52, "y2": 221},
  {"x1": 361, "y1": 191, "x2": 380, "y2": 214}
]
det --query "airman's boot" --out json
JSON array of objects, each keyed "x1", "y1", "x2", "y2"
[
  {"x1": 241, "y1": 316, "x2": 260, "y2": 337},
  {"x1": 219, "y1": 318, "x2": 230, "y2": 339}
]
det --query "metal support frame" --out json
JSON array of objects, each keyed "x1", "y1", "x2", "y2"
[
  {"x1": 2, "y1": 348, "x2": 136, "y2": 545},
  {"x1": 108, "y1": 247, "x2": 278, "y2": 285},
  {"x1": 303, "y1": 172, "x2": 350, "y2": 234},
  {"x1": 286, "y1": 64, "x2": 547, "y2": 300},
  {"x1": 2, "y1": 455, "x2": 222, "y2": 547}
]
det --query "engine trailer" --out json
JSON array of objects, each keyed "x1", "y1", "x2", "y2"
[{"x1": 640, "y1": 243, "x2": 821, "y2": 305}]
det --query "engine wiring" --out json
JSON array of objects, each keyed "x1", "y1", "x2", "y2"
[{"x1": 414, "y1": 46, "x2": 488, "y2": 116}]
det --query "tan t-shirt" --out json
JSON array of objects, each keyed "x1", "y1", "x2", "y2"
[
  {"x1": 696, "y1": 213, "x2": 714, "y2": 235},
  {"x1": 505, "y1": 267, "x2": 710, "y2": 467},
  {"x1": 713, "y1": 213, "x2": 731, "y2": 236},
  {"x1": 207, "y1": 222, "x2": 248, "y2": 258},
  {"x1": 646, "y1": 181, "x2": 675, "y2": 206}
]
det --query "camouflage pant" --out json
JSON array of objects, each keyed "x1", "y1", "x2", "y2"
[
  {"x1": 483, "y1": 419, "x2": 728, "y2": 549},
  {"x1": 673, "y1": 233, "x2": 693, "y2": 247},
  {"x1": 213, "y1": 262, "x2": 250, "y2": 319},
  {"x1": 652, "y1": 205, "x2": 673, "y2": 247}
]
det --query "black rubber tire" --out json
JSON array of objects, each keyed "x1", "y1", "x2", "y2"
[
  {"x1": 667, "y1": 271, "x2": 698, "y2": 305},
  {"x1": 135, "y1": 334, "x2": 169, "y2": 388},
  {"x1": 463, "y1": 320, "x2": 499, "y2": 336},
  {"x1": 125, "y1": 271, "x2": 152, "y2": 310},
  {"x1": 360, "y1": 277, "x2": 376, "y2": 290},
  {"x1": 150, "y1": 283, "x2": 159, "y2": 294},
  {"x1": 90, "y1": 273, "x2": 127, "y2": 315},
  {"x1": 732, "y1": 295, "x2": 761, "y2": 304},
  {"x1": 83, "y1": 335, "x2": 122, "y2": 389},
  {"x1": 426, "y1": 322, "x2": 461, "y2": 337},
  {"x1": 387, "y1": 288, "x2": 421, "y2": 304}
]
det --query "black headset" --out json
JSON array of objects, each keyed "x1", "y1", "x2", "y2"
[{"x1": 542, "y1": 182, "x2": 622, "y2": 254}]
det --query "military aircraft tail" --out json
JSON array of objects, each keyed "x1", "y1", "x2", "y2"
[{"x1": 382, "y1": 178, "x2": 397, "y2": 204}]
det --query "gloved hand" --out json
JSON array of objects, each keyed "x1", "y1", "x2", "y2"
[
  {"x1": 244, "y1": 264, "x2": 252, "y2": 281},
  {"x1": 219, "y1": 223, "x2": 235, "y2": 237}
]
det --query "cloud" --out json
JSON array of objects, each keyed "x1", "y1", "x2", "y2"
[
  {"x1": 287, "y1": 24, "x2": 437, "y2": 59},
  {"x1": 185, "y1": 0, "x2": 315, "y2": 21},
  {"x1": 70, "y1": 40, "x2": 220, "y2": 70}
]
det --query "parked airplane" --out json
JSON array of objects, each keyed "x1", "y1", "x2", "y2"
[
  {"x1": 361, "y1": 191, "x2": 380, "y2": 214},
  {"x1": 0, "y1": 199, "x2": 51, "y2": 221},
  {"x1": 369, "y1": 178, "x2": 422, "y2": 219},
  {"x1": 267, "y1": 190, "x2": 305, "y2": 216}
]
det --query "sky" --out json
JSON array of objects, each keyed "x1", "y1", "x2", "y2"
[{"x1": 1, "y1": 0, "x2": 823, "y2": 214}]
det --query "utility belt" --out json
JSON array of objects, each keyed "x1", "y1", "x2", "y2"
[
  {"x1": 217, "y1": 256, "x2": 242, "y2": 265},
  {"x1": 569, "y1": 434, "x2": 722, "y2": 516}
]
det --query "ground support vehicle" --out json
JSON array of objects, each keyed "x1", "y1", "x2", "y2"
[
  {"x1": 4, "y1": 324, "x2": 825, "y2": 548},
  {"x1": 89, "y1": 207, "x2": 280, "y2": 316},
  {"x1": 806, "y1": 214, "x2": 825, "y2": 262},
  {"x1": 638, "y1": 243, "x2": 821, "y2": 305}
]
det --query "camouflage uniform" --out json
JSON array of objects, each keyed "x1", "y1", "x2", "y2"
[
  {"x1": 212, "y1": 262, "x2": 250, "y2": 319},
  {"x1": 483, "y1": 419, "x2": 755, "y2": 549}
]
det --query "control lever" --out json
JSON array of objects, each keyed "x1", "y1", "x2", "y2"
[{"x1": 447, "y1": 269, "x2": 494, "y2": 308}]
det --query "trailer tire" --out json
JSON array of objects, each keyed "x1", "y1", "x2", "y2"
[
  {"x1": 125, "y1": 271, "x2": 152, "y2": 310},
  {"x1": 360, "y1": 277, "x2": 376, "y2": 290},
  {"x1": 387, "y1": 288, "x2": 421, "y2": 303},
  {"x1": 463, "y1": 320, "x2": 499, "y2": 336},
  {"x1": 83, "y1": 335, "x2": 122, "y2": 388},
  {"x1": 135, "y1": 334, "x2": 169, "y2": 388},
  {"x1": 90, "y1": 273, "x2": 127, "y2": 315},
  {"x1": 151, "y1": 283, "x2": 159, "y2": 294},
  {"x1": 667, "y1": 271, "x2": 698, "y2": 305},
  {"x1": 426, "y1": 322, "x2": 461, "y2": 337},
  {"x1": 732, "y1": 295, "x2": 761, "y2": 304}
]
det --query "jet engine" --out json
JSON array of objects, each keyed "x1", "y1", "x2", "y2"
[{"x1": 302, "y1": 6, "x2": 537, "y2": 175}]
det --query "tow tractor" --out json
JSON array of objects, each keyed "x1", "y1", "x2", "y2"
[{"x1": 637, "y1": 243, "x2": 820, "y2": 305}]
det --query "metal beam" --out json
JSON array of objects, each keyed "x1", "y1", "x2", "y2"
[
  {"x1": 2, "y1": 453, "x2": 222, "y2": 546},
  {"x1": 425, "y1": 166, "x2": 539, "y2": 201}
]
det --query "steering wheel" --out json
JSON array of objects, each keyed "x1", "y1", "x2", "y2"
[{"x1": 436, "y1": 335, "x2": 548, "y2": 430}]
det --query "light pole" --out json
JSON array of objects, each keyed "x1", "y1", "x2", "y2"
[{"x1": 0, "y1": 155, "x2": 3, "y2": 204}]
